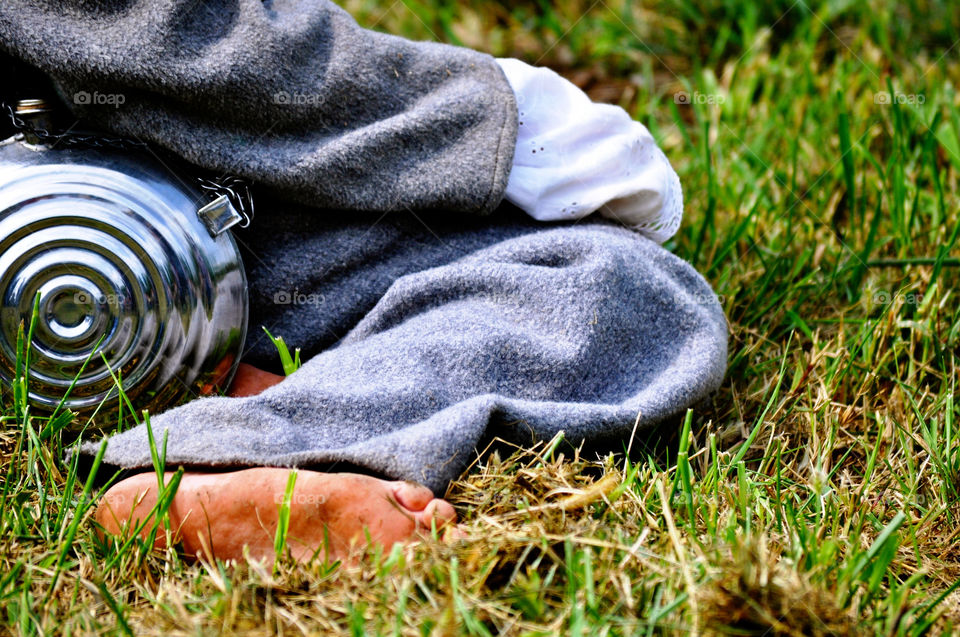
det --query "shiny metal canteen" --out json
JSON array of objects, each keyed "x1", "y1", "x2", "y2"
[{"x1": 0, "y1": 136, "x2": 248, "y2": 418}]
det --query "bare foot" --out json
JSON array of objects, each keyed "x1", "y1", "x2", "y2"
[
  {"x1": 94, "y1": 468, "x2": 457, "y2": 562},
  {"x1": 227, "y1": 362, "x2": 286, "y2": 397}
]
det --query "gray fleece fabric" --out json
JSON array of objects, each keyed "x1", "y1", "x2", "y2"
[
  {"x1": 0, "y1": 0, "x2": 516, "y2": 214},
  {"x1": 82, "y1": 204, "x2": 728, "y2": 493},
  {"x1": 1, "y1": 0, "x2": 729, "y2": 493}
]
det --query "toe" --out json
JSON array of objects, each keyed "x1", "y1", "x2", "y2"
[
  {"x1": 392, "y1": 481, "x2": 435, "y2": 512},
  {"x1": 94, "y1": 496, "x2": 121, "y2": 537},
  {"x1": 442, "y1": 524, "x2": 467, "y2": 542},
  {"x1": 418, "y1": 498, "x2": 457, "y2": 531}
]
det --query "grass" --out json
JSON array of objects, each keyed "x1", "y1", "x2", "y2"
[{"x1": 3, "y1": 0, "x2": 960, "y2": 633}]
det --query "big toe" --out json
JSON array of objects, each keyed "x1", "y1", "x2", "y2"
[
  {"x1": 96, "y1": 477, "x2": 151, "y2": 533},
  {"x1": 392, "y1": 481, "x2": 435, "y2": 512},
  {"x1": 418, "y1": 498, "x2": 457, "y2": 531},
  {"x1": 94, "y1": 497, "x2": 122, "y2": 536}
]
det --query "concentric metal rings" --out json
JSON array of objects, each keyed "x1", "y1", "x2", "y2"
[{"x1": 0, "y1": 140, "x2": 248, "y2": 417}]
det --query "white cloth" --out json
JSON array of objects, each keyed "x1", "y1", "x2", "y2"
[{"x1": 496, "y1": 58, "x2": 683, "y2": 244}]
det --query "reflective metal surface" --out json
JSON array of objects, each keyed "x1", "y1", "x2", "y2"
[{"x1": 0, "y1": 137, "x2": 248, "y2": 416}]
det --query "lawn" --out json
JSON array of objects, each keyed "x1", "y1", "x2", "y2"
[{"x1": 3, "y1": 0, "x2": 960, "y2": 634}]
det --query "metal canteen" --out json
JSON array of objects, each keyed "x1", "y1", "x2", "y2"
[{"x1": 0, "y1": 134, "x2": 248, "y2": 418}]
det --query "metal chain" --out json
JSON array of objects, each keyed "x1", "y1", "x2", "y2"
[
  {"x1": 3, "y1": 101, "x2": 255, "y2": 227},
  {"x1": 3, "y1": 101, "x2": 150, "y2": 151}
]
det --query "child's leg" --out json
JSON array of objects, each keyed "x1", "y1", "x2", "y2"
[
  {"x1": 95, "y1": 367, "x2": 457, "y2": 563},
  {"x1": 227, "y1": 363, "x2": 286, "y2": 398},
  {"x1": 86, "y1": 209, "x2": 726, "y2": 564}
]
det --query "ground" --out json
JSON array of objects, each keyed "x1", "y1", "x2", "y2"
[{"x1": 2, "y1": 0, "x2": 960, "y2": 634}]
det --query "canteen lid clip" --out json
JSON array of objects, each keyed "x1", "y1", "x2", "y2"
[{"x1": 198, "y1": 194, "x2": 243, "y2": 236}]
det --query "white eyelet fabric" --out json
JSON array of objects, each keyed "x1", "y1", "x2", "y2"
[{"x1": 496, "y1": 57, "x2": 684, "y2": 244}]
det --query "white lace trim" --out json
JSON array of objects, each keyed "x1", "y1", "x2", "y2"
[
  {"x1": 497, "y1": 57, "x2": 683, "y2": 244},
  {"x1": 600, "y1": 146, "x2": 684, "y2": 244}
]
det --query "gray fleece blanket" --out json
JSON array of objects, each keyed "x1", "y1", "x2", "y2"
[
  {"x1": 89, "y1": 205, "x2": 729, "y2": 493},
  {"x1": 0, "y1": 0, "x2": 516, "y2": 214},
  {"x1": 0, "y1": 0, "x2": 728, "y2": 493}
]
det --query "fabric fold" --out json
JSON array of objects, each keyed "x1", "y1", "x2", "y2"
[
  {"x1": 81, "y1": 209, "x2": 728, "y2": 493},
  {"x1": 0, "y1": 0, "x2": 518, "y2": 214}
]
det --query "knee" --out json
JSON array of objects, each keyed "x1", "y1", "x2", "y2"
[{"x1": 497, "y1": 223, "x2": 720, "y2": 310}]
